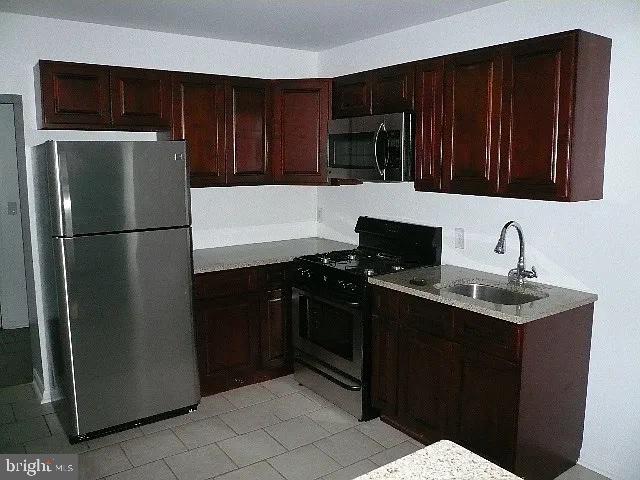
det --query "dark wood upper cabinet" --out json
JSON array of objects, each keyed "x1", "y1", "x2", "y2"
[
  {"x1": 225, "y1": 78, "x2": 271, "y2": 185},
  {"x1": 171, "y1": 73, "x2": 226, "y2": 187},
  {"x1": 37, "y1": 60, "x2": 111, "y2": 129},
  {"x1": 110, "y1": 67, "x2": 171, "y2": 129},
  {"x1": 272, "y1": 79, "x2": 330, "y2": 185},
  {"x1": 332, "y1": 73, "x2": 371, "y2": 118},
  {"x1": 371, "y1": 64, "x2": 415, "y2": 114},
  {"x1": 414, "y1": 59, "x2": 444, "y2": 192},
  {"x1": 499, "y1": 30, "x2": 611, "y2": 201},
  {"x1": 442, "y1": 47, "x2": 503, "y2": 196}
]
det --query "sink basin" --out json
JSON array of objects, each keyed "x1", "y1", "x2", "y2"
[{"x1": 445, "y1": 283, "x2": 547, "y2": 305}]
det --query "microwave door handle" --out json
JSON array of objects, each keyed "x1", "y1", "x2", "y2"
[{"x1": 373, "y1": 122, "x2": 386, "y2": 179}]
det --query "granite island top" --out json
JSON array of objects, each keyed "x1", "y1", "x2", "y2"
[
  {"x1": 369, "y1": 264, "x2": 597, "y2": 324},
  {"x1": 355, "y1": 440, "x2": 522, "y2": 480},
  {"x1": 193, "y1": 237, "x2": 355, "y2": 274}
]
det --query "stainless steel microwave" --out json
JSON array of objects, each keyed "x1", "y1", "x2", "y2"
[{"x1": 328, "y1": 112, "x2": 414, "y2": 182}]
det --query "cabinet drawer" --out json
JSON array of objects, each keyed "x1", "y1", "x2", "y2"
[
  {"x1": 457, "y1": 309, "x2": 521, "y2": 362},
  {"x1": 262, "y1": 264, "x2": 287, "y2": 288},
  {"x1": 371, "y1": 287, "x2": 400, "y2": 318},
  {"x1": 403, "y1": 296, "x2": 455, "y2": 339},
  {"x1": 194, "y1": 268, "x2": 258, "y2": 299}
]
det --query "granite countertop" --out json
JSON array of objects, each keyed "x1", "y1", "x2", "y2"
[
  {"x1": 369, "y1": 264, "x2": 597, "y2": 324},
  {"x1": 193, "y1": 237, "x2": 355, "y2": 273},
  {"x1": 355, "y1": 440, "x2": 522, "y2": 480}
]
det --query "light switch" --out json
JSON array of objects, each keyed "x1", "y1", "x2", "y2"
[{"x1": 7, "y1": 202, "x2": 17, "y2": 216}]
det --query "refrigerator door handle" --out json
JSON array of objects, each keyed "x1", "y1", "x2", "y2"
[{"x1": 53, "y1": 150, "x2": 74, "y2": 236}]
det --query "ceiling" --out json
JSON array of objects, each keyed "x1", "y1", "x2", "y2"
[{"x1": 0, "y1": 0, "x2": 506, "y2": 51}]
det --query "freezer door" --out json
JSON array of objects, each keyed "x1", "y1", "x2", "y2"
[
  {"x1": 53, "y1": 227, "x2": 199, "y2": 436},
  {"x1": 48, "y1": 141, "x2": 189, "y2": 236}
]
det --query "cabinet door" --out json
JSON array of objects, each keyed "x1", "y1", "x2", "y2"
[
  {"x1": 260, "y1": 288, "x2": 288, "y2": 369},
  {"x1": 371, "y1": 313, "x2": 399, "y2": 416},
  {"x1": 371, "y1": 64, "x2": 415, "y2": 114},
  {"x1": 398, "y1": 328, "x2": 460, "y2": 442},
  {"x1": 457, "y1": 349, "x2": 520, "y2": 469},
  {"x1": 225, "y1": 78, "x2": 271, "y2": 185},
  {"x1": 414, "y1": 59, "x2": 444, "y2": 192},
  {"x1": 172, "y1": 73, "x2": 226, "y2": 187},
  {"x1": 194, "y1": 295, "x2": 261, "y2": 395},
  {"x1": 332, "y1": 73, "x2": 371, "y2": 118},
  {"x1": 110, "y1": 67, "x2": 171, "y2": 129},
  {"x1": 38, "y1": 60, "x2": 111, "y2": 128},
  {"x1": 272, "y1": 79, "x2": 329, "y2": 185},
  {"x1": 499, "y1": 34, "x2": 575, "y2": 200},
  {"x1": 442, "y1": 48, "x2": 502, "y2": 195}
]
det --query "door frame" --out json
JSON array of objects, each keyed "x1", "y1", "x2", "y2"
[{"x1": 0, "y1": 95, "x2": 36, "y2": 332}]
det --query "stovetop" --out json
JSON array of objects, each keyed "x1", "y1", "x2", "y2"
[{"x1": 297, "y1": 248, "x2": 422, "y2": 278}]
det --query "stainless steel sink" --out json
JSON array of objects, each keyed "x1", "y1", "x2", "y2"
[{"x1": 445, "y1": 283, "x2": 548, "y2": 305}]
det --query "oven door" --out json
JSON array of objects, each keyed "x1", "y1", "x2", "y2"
[{"x1": 291, "y1": 287, "x2": 363, "y2": 381}]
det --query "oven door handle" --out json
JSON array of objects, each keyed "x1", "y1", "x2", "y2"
[
  {"x1": 292, "y1": 287, "x2": 361, "y2": 310},
  {"x1": 373, "y1": 122, "x2": 386, "y2": 180}
]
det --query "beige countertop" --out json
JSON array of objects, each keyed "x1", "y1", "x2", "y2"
[
  {"x1": 355, "y1": 440, "x2": 522, "y2": 480},
  {"x1": 193, "y1": 237, "x2": 355, "y2": 274},
  {"x1": 369, "y1": 264, "x2": 597, "y2": 324}
]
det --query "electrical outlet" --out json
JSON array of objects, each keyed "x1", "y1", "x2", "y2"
[
  {"x1": 317, "y1": 207, "x2": 324, "y2": 222},
  {"x1": 454, "y1": 228, "x2": 465, "y2": 249}
]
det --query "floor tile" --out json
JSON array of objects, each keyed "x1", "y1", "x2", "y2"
[
  {"x1": 139, "y1": 412, "x2": 195, "y2": 435},
  {"x1": 189, "y1": 394, "x2": 236, "y2": 420},
  {"x1": 120, "y1": 429, "x2": 186, "y2": 466},
  {"x1": 0, "y1": 383, "x2": 36, "y2": 404},
  {"x1": 356, "y1": 418, "x2": 411, "y2": 448},
  {"x1": 222, "y1": 384, "x2": 276, "y2": 409},
  {"x1": 44, "y1": 413, "x2": 64, "y2": 435},
  {"x1": 0, "y1": 403, "x2": 14, "y2": 424},
  {"x1": 214, "y1": 461, "x2": 285, "y2": 480},
  {"x1": 87, "y1": 428, "x2": 144, "y2": 450},
  {"x1": 218, "y1": 429, "x2": 286, "y2": 467},
  {"x1": 172, "y1": 416, "x2": 236, "y2": 449},
  {"x1": 262, "y1": 375, "x2": 303, "y2": 397},
  {"x1": 314, "y1": 428, "x2": 384, "y2": 467},
  {"x1": 11, "y1": 399, "x2": 55, "y2": 420},
  {"x1": 165, "y1": 443, "x2": 236, "y2": 480},
  {"x1": 265, "y1": 415, "x2": 330, "y2": 450},
  {"x1": 0, "y1": 416, "x2": 50, "y2": 445},
  {"x1": 268, "y1": 444, "x2": 340, "y2": 480},
  {"x1": 24, "y1": 433, "x2": 89, "y2": 454},
  {"x1": 306, "y1": 407, "x2": 358, "y2": 434},
  {"x1": 270, "y1": 393, "x2": 322, "y2": 421},
  {"x1": 220, "y1": 401, "x2": 281, "y2": 435},
  {"x1": 79, "y1": 444, "x2": 133, "y2": 480},
  {"x1": 104, "y1": 460, "x2": 177, "y2": 480},
  {"x1": 369, "y1": 441, "x2": 421, "y2": 466},
  {"x1": 556, "y1": 464, "x2": 611, "y2": 480},
  {"x1": 298, "y1": 387, "x2": 336, "y2": 409},
  {"x1": 320, "y1": 459, "x2": 378, "y2": 480}
]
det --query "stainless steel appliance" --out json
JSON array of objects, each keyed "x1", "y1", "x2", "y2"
[
  {"x1": 328, "y1": 112, "x2": 414, "y2": 183},
  {"x1": 33, "y1": 140, "x2": 200, "y2": 442},
  {"x1": 292, "y1": 217, "x2": 441, "y2": 420}
]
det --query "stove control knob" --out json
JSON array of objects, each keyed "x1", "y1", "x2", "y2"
[
  {"x1": 297, "y1": 268, "x2": 312, "y2": 279},
  {"x1": 337, "y1": 280, "x2": 355, "y2": 291}
]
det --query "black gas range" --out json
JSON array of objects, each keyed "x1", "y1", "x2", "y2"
[{"x1": 291, "y1": 217, "x2": 442, "y2": 420}]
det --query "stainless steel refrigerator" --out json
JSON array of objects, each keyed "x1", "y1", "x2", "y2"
[{"x1": 33, "y1": 140, "x2": 200, "y2": 442}]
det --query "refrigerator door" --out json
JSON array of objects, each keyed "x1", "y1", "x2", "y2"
[
  {"x1": 48, "y1": 141, "x2": 189, "y2": 237},
  {"x1": 52, "y1": 227, "x2": 199, "y2": 436}
]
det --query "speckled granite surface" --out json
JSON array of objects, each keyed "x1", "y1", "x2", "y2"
[
  {"x1": 355, "y1": 440, "x2": 522, "y2": 480},
  {"x1": 369, "y1": 264, "x2": 597, "y2": 324},
  {"x1": 193, "y1": 237, "x2": 355, "y2": 273}
]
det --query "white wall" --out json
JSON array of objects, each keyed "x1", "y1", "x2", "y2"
[
  {"x1": 317, "y1": 1, "x2": 640, "y2": 479},
  {"x1": 0, "y1": 12, "x2": 318, "y2": 401}
]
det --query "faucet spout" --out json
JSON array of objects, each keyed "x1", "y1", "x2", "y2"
[{"x1": 494, "y1": 221, "x2": 536, "y2": 285}]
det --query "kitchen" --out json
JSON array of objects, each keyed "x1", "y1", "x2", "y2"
[{"x1": 0, "y1": 1, "x2": 638, "y2": 480}]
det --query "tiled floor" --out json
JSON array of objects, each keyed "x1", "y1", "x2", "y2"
[{"x1": 0, "y1": 376, "x2": 610, "y2": 480}]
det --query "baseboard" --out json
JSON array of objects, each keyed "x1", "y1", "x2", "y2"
[{"x1": 32, "y1": 367, "x2": 52, "y2": 404}]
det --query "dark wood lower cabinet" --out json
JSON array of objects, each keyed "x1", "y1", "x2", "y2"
[
  {"x1": 193, "y1": 264, "x2": 292, "y2": 395},
  {"x1": 370, "y1": 286, "x2": 594, "y2": 480}
]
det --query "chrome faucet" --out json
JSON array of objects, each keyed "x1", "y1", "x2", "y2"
[{"x1": 494, "y1": 221, "x2": 537, "y2": 285}]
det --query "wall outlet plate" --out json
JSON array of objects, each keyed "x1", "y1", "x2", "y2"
[{"x1": 454, "y1": 228, "x2": 464, "y2": 249}]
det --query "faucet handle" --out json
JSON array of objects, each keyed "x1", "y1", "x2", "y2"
[{"x1": 524, "y1": 266, "x2": 537, "y2": 279}]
